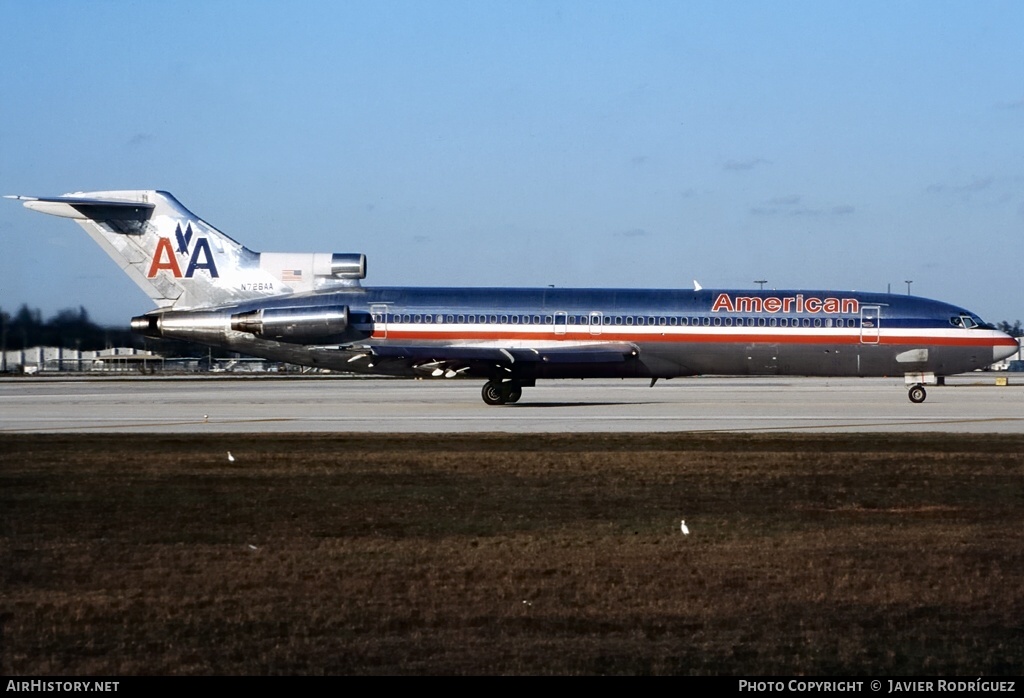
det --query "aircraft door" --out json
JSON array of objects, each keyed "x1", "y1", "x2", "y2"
[
  {"x1": 860, "y1": 306, "x2": 880, "y2": 344},
  {"x1": 554, "y1": 311, "x2": 567, "y2": 336},
  {"x1": 370, "y1": 303, "x2": 389, "y2": 339}
]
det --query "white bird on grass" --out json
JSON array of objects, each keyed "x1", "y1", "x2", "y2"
[
  {"x1": 227, "y1": 451, "x2": 235, "y2": 462},
  {"x1": 680, "y1": 520, "x2": 690, "y2": 535}
]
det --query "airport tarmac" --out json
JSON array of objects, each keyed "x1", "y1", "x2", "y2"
[{"x1": 1, "y1": 374, "x2": 1021, "y2": 433}]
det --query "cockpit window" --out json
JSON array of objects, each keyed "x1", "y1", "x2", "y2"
[{"x1": 951, "y1": 314, "x2": 980, "y2": 329}]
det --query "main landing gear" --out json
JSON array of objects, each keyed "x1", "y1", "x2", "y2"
[
  {"x1": 481, "y1": 380, "x2": 523, "y2": 406},
  {"x1": 908, "y1": 384, "x2": 927, "y2": 404}
]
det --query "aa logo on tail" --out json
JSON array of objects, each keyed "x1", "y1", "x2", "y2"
[{"x1": 146, "y1": 223, "x2": 220, "y2": 278}]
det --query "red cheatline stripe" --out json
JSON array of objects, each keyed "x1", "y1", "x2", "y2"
[{"x1": 369, "y1": 329, "x2": 1016, "y2": 348}]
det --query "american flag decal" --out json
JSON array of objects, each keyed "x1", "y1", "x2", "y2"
[{"x1": 282, "y1": 269, "x2": 303, "y2": 282}]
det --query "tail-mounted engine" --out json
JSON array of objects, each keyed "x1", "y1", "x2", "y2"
[
  {"x1": 230, "y1": 305, "x2": 350, "y2": 343},
  {"x1": 131, "y1": 304, "x2": 351, "y2": 345},
  {"x1": 260, "y1": 252, "x2": 366, "y2": 289}
]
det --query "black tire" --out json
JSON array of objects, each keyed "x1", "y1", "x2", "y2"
[
  {"x1": 481, "y1": 381, "x2": 507, "y2": 406},
  {"x1": 908, "y1": 385, "x2": 927, "y2": 404},
  {"x1": 506, "y1": 385, "x2": 523, "y2": 404}
]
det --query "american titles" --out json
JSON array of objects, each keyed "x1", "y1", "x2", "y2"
[{"x1": 711, "y1": 293, "x2": 858, "y2": 315}]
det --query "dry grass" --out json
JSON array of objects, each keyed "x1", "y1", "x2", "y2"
[{"x1": 1, "y1": 433, "x2": 1023, "y2": 675}]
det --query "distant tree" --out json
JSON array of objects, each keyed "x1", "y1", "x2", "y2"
[
  {"x1": 0, "y1": 304, "x2": 235, "y2": 358},
  {"x1": 0, "y1": 308, "x2": 8, "y2": 352},
  {"x1": 997, "y1": 320, "x2": 1023, "y2": 338},
  {"x1": 8, "y1": 304, "x2": 42, "y2": 348},
  {"x1": 13, "y1": 304, "x2": 42, "y2": 327}
]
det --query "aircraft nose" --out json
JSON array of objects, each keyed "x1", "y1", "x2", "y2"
[{"x1": 993, "y1": 332, "x2": 1020, "y2": 364}]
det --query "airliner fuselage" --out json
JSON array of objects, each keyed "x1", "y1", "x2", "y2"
[
  {"x1": 134, "y1": 284, "x2": 1016, "y2": 404},
  {"x1": 10, "y1": 190, "x2": 1018, "y2": 405}
]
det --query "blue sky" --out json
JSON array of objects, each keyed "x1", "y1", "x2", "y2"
[{"x1": 1, "y1": 1, "x2": 1022, "y2": 325}]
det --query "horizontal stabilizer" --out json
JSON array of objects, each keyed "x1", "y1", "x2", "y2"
[{"x1": 7, "y1": 194, "x2": 154, "y2": 224}]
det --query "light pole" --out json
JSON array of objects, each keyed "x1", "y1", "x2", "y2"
[
  {"x1": 904, "y1": 280, "x2": 913, "y2": 295},
  {"x1": 754, "y1": 279, "x2": 767, "y2": 290}
]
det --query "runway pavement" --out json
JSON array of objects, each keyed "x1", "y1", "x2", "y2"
[{"x1": 1, "y1": 374, "x2": 1021, "y2": 433}]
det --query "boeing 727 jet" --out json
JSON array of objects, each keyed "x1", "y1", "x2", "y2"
[{"x1": 8, "y1": 190, "x2": 1018, "y2": 404}]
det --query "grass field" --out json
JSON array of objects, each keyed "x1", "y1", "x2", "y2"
[{"x1": 2, "y1": 433, "x2": 1022, "y2": 675}]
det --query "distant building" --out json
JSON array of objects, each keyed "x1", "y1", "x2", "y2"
[
  {"x1": 0, "y1": 346, "x2": 295, "y2": 373},
  {"x1": 0, "y1": 346, "x2": 180, "y2": 373}
]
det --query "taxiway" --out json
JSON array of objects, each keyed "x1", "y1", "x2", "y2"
[{"x1": 1, "y1": 375, "x2": 1021, "y2": 433}]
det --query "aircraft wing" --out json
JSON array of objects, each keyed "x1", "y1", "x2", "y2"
[
  {"x1": 362, "y1": 342, "x2": 640, "y2": 376},
  {"x1": 369, "y1": 343, "x2": 638, "y2": 363}
]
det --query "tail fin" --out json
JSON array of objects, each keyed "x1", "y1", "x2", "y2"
[{"x1": 8, "y1": 190, "x2": 365, "y2": 310}]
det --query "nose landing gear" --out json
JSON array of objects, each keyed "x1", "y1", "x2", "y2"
[{"x1": 908, "y1": 384, "x2": 927, "y2": 403}]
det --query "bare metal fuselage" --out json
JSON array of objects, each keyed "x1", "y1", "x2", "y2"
[
  {"x1": 12, "y1": 189, "x2": 1016, "y2": 404},
  {"x1": 137, "y1": 285, "x2": 1014, "y2": 382}
]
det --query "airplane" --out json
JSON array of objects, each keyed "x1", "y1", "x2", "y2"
[{"x1": 7, "y1": 190, "x2": 1019, "y2": 404}]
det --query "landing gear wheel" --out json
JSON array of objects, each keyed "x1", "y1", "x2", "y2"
[
  {"x1": 908, "y1": 384, "x2": 927, "y2": 404},
  {"x1": 482, "y1": 381, "x2": 507, "y2": 406},
  {"x1": 506, "y1": 385, "x2": 523, "y2": 404}
]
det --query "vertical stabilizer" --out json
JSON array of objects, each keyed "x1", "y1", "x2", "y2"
[{"x1": 10, "y1": 190, "x2": 281, "y2": 309}]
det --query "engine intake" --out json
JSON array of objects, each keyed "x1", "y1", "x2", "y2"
[
  {"x1": 230, "y1": 305, "x2": 349, "y2": 343},
  {"x1": 327, "y1": 253, "x2": 366, "y2": 279}
]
